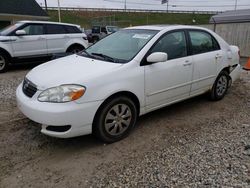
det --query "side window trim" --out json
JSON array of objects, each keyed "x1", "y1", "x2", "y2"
[
  {"x1": 187, "y1": 29, "x2": 221, "y2": 55},
  {"x1": 140, "y1": 29, "x2": 188, "y2": 66}
]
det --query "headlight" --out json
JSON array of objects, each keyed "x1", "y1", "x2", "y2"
[{"x1": 38, "y1": 85, "x2": 86, "y2": 103}]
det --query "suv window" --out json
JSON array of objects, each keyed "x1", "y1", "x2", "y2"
[
  {"x1": 92, "y1": 26, "x2": 100, "y2": 34},
  {"x1": 101, "y1": 27, "x2": 107, "y2": 34},
  {"x1": 150, "y1": 31, "x2": 187, "y2": 60},
  {"x1": 65, "y1": 25, "x2": 81, "y2": 33},
  {"x1": 22, "y1": 24, "x2": 44, "y2": 35},
  {"x1": 45, "y1": 24, "x2": 67, "y2": 34},
  {"x1": 189, "y1": 31, "x2": 220, "y2": 55}
]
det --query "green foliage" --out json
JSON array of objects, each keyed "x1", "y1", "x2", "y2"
[{"x1": 48, "y1": 10, "x2": 211, "y2": 29}]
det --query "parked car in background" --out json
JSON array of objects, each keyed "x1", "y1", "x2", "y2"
[
  {"x1": 0, "y1": 21, "x2": 88, "y2": 73},
  {"x1": 88, "y1": 25, "x2": 119, "y2": 43},
  {"x1": 16, "y1": 25, "x2": 240, "y2": 143}
]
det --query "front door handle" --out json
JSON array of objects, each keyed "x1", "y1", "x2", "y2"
[{"x1": 38, "y1": 37, "x2": 45, "y2": 40}]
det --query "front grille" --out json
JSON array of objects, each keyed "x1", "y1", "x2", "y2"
[{"x1": 22, "y1": 78, "x2": 37, "y2": 98}]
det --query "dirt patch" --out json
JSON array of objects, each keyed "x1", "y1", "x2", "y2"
[{"x1": 0, "y1": 67, "x2": 249, "y2": 187}]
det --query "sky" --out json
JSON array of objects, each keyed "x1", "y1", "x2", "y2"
[{"x1": 36, "y1": 0, "x2": 250, "y2": 12}]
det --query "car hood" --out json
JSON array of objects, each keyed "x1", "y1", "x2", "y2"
[{"x1": 26, "y1": 54, "x2": 123, "y2": 90}]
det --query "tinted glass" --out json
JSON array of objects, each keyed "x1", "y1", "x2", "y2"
[
  {"x1": 85, "y1": 29, "x2": 158, "y2": 63},
  {"x1": 101, "y1": 27, "x2": 107, "y2": 33},
  {"x1": 92, "y1": 26, "x2": 100, "y2": 34},
  {"x1": 0, "y1": 23, "x2": 23, "y2": 36},
  {"x1": 150, "y1": 31, "x2": 187, "y2": 60},
  {"x1": 22, "y1": 24, "x2": 44, "y2": 35},
  {"x1": 65, "y1": 26, "x2": 81, "y2": 33},
  {"x1": 189, "y1": 31, "x2": 219, "y2": 55},
  {"x1": 46, "y1": 24, "x2": 67, "y2": 34}
]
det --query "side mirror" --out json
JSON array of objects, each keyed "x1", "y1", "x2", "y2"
[
  {"x1": 147, "y1": 52, "x2": 168, "y2": 64},
  {"x1": 15, "y1": 30, "x2": 26, "y2": 36}
]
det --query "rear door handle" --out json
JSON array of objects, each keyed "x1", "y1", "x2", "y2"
[
  {"x1": 183, "y1": 61, "x2": 192, "y2": 66},
  {"x1": 215, "y1": 54, "x2": 222, "y2": 58}
]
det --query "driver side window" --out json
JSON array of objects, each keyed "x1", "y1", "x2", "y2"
[
  {"x1": 151, "y1": 31, "x2": 187, "y2": 60},
  {"x1": 22, "y1": 24, "x2": 44, "y2": 35}
]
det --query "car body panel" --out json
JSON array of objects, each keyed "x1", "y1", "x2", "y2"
[{"x1": 16, "y1": 25, "x2": 241, "y2": 138}]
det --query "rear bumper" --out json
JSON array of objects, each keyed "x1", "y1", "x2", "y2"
[{"x1": 229, "y1": 64, "x2": 241, "y2": 83}]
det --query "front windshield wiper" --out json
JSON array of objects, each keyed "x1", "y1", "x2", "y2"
[
  {"x1": 79, "y1": 50, "x2": 94, "y2": 58},
  {"x1": 91, "y1": 53, "x2": 116, "y2": 62}
]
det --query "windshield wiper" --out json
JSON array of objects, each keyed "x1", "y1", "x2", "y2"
[
  {"x1": 80, "y1": 50, "x2": 93, "y2": 58},
  {"x1": 91, "y1": 53, "x2": 116, "y2": 62}
]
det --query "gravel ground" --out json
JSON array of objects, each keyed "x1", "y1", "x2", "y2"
[{"x1": 0, "y1": 61, "x2": 249, "y2": 187}]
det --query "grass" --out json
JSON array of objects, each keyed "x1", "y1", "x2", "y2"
[{"x1": 48, "y1": 10, "x2": 212, "y2": 29}]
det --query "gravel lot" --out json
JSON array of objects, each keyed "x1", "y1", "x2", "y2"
[{"x1": 0, "y1": 60, "x2": 249, "y2": 187}]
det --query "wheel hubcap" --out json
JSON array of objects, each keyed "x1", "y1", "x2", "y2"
[
  {"x1": 104, "y1": 104, "x2": 132, "y2": 136},
  {"x1": 0, "y1": 55, "x2": 6, "y2": 71},
  {"x1": 216, "y1": 75, "x2": 228, "y2": 96}
]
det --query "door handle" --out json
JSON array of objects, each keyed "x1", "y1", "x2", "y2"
[
  {"x1": 215, "y1": 54, "x2": 222, "y2": 59},
  {"x1": 183, "y1": 61, "x2": 192, "y2": 66},
  {"x1": 38, "y1": 37, "x2": 45, "y2": 40}
]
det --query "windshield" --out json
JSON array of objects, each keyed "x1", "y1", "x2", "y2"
[
  {"x1": 0, "y1": 23, "x2": 23, "y2": 36},
  {"x1": 84, "y1": 29, "x2": 158, "y2": 63}
]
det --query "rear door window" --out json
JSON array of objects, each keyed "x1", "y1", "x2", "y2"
[
  {"x1": 45, "y1": 24, "x2": 67, "y2": 34},
  {"x1": 189, "y1": 31, "x2": 220, "y2": 55}
]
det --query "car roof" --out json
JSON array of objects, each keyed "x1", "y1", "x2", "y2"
[
  {"x1": 126, "y1": 25, "x2": 210, "y2": 31},
  {"x1": 18, "y1": 20, "x2": 80, "y2": 27}
]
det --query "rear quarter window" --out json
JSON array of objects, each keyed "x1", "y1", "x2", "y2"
[
  {"x1": 45, "y1": 24, "x2": 67, "y2": 34},
  {"x1": 65, "y1": 25, "x2": 81, "y2": 34}
]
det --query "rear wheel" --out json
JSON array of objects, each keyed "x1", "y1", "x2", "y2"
[
  {"x1": 93, "y1": 96, "x2": 138, "y2": 143},
  {"x1": 209, "y1": 71, "x2": 229, "y2": 101},
  {"x1": 0, "y1": 52, "x2": 9, "y2": 73}
]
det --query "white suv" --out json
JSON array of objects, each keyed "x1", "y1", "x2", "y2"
[{"x1": 0, "y1": 21, "x2": 89, "y2": 72}]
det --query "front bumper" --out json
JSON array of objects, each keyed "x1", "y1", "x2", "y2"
[{"x1": 16, "y1": 84, "x2": 103, "y2": 138}]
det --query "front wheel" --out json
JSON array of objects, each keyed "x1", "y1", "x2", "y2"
[
  {"x1": 66, "y1": 45, "x2": 84, "y2": 54},
  {"x1": 209, "y1": 71, "x2": 230, "y2": 101},
  {"x1": 93, "y1": 96, "x2": 138, "y2": 143},
  {"x1": 0, "y1": 52, "x2": 9, "y2": 73}
]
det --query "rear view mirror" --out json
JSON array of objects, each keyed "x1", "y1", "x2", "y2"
[
  {"x1": 147, "y1": 52, "x2": 168, "y2": 64},
  {"x1": 15, "y1": 30, "x2": 26, "y2": 36}
]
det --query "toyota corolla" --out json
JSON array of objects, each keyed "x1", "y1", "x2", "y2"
[{"x1": 16, "y1": 25, "x2": 241, "y2": 143}]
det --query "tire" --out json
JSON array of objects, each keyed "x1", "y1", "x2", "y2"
[
  {"x1": 93, "y1": 96, "x2": 138, "y2": 143},
  {"x1": 0, "y1": 52, "x2": 9, "y2": 73},
  {"x1": 209, "y1": 71, "x2": 230, "y2": 101},
  {"x1": 66, "y1": 45, "x2": 84, "y2": 54},
  {"x1": 92, "y1": 37, "x2": 99, "y2": 43}
]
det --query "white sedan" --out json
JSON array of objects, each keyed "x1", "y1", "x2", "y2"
[{"x1": 16, "y1": 25, "x2": 241, "y2": 143}]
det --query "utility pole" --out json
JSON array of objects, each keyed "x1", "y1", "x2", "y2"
[
  {"x1": 234, "y1": 0, "x2": 238, "y2": 10},
  {"x1": 124, "y1": 0, "x2": 127, "y2": 11},
  {"x1": 57, "y1": 0, "x2": 61, "y2": 22},
  {"x1": 44, "y1": 0, "x2": 48, "y2": 12},
  {"x1": 162, "y1": 0, "x2": 169, "y2": 13}
]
